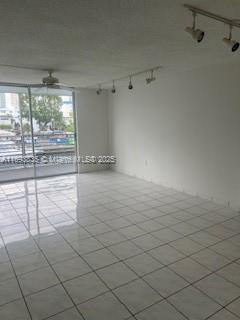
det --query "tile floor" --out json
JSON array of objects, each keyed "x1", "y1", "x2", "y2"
[{"x1": 0, "y1": 171, "x2": 240, "y2": 320}]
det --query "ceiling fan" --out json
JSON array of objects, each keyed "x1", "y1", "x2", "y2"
[
  {"x1": 0, "y1": 64, "x2": 75, "y2": 89},
  {"x1": 31, "y1": 70, "x2": 73, "y2": 89}
]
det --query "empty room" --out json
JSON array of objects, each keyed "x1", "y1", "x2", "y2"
[{"x1": 0, "y1": 1, "x2": 240, "y2": 319}]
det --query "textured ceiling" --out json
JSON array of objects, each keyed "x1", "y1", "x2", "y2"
[{"x1": 0, "y1": 0, "x2": 240, "y2": 87}]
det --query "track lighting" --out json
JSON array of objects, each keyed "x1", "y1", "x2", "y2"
[
  {"x1": 96, "y1": 84, "x2": 102, "y2": 95},
  {"x1": 185, "y1": 12, "x2": 204, "y2": 43},
  {"x1": 128, "y1": 76, "x2": 133, "y2": 90},
  {"x1": 223, "y1": 25, "x2": 239, "y2": 52},
  {"x1": 111, "y1": 80, "x2": 116, "y2": 93},
  {"x1": 184, "y1": 4, "x2": 240, "y2": 50},
  {"x1": 146, "y1": 70, "x2": 156, "y2": 84},
  {"x1": 95, "y1": 66, "x2": 160, "y2": 96}
]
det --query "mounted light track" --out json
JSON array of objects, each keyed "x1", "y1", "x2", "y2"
[
  {"x1": 94, "y1": 66, "x2": 161, "y2": 95},
  {"x1": 184, "y1": 4, "x2": 240, "y2": 28},
  {"x1": 184, "y1": 4, "x2": 240, "y2": 51}
]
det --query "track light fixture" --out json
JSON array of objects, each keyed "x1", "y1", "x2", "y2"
[
  {"x1": 96, "y1": 84, "x2": 102, "y2": 95},
  {"x1": 185, "y1": 12, "x2": 205, "y2": 43},
  {"x1": 184, "y1": 4, "x2": 240, "y2": 50},
  {"x1": 146, "y1": 69, "x2": 156, "y2": 84},
  {"x1": 111, "y1": 80, "x2": 116, "y2": 93},
  {"x1": 128, "y1": 76, "x2": 133, "y2": 90},
  {"x1": 94, "y1": 66, "x2": 160, "y2": 96},
  {"x1": 223, "y1": 25, "x2": 239, "y2": 52}
]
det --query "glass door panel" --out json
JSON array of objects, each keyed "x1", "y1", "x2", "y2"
[
  {"x1": 0, "y1": 86, "x2": 34, "y2": 182},
  {"x1": 30, "y1": 87, "x2": 77, "y2": 178}
]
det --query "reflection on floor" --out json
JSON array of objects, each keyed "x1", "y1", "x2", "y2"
[{"x1": 0, "y1": 170, "x2": 240, "y2": 320}]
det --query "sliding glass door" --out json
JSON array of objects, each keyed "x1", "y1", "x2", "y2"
[
  {"x1": 0, "y1": 85, "x2": 77, "y2": 183},
  {"x1": 30, "y1": 87, "x2": 77, "y2": 177},
  {"x1": 0, "y1": 86, "x2": 34, "y2": 182}
]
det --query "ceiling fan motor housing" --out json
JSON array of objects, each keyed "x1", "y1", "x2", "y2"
[{"x1": 42, "y1": 72, "x2": 59, "y2": 85}]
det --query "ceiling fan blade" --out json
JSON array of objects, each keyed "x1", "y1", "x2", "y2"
[
  {"x1": 29, "y1": 84, "x2": 74, "y2": 91},
  {"x1": 58, "y1": 82, "x2": 74, "y2": 89},
  {"x1": 0, "y1": 64, "x2": 47, "y2": 72},
  {"x1": 29, "y1": 83, "x2": 46, "y2": 88}
]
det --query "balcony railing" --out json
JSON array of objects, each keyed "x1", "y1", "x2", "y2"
[{"x1": 0, "y1": 132, "x2": 75, "y2": 170}]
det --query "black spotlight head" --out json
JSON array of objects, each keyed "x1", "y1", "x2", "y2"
[
  {"x1": 96, "y1": 89, "x2": 100, "y2": 95},
  {"x1": 232, "y1": 41, "x2": 240, "y2": 52},
  {"x1": 197, "y1": 30, "x2": 205, "y2": 43},
  {"x1": 111, "y1": 80, "x2": 116, "y2": 93},
  {"x1": 128, "y1": 83, "x2": 133, "y2": 90},
  {"x1": 111, "y1": 83, "x2": 116, "y2": 93}
]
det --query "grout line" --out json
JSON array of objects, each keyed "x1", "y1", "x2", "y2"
[
  {"x1": 41, "y1": 207, "x2": 194, "y2": 319},
  {"x1": 14, "y1": 198, "x2": 136, "y2": 319},
  {"x1": 0, "y1": 172, "x2": 240, "y2": 319},
  {"x1": 0, "y1": 233, "x2": 33, "y2": 320},
  {"x1": 13, "y1": 218, "x2": 87, "y2": 319}
]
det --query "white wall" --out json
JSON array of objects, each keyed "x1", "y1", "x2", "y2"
[
  {"x1": 75, "y1": 88, "x2": 109, "y2": 172},
  {"x1": 108, "y1": 62, "x2": 240, "y2": 210}
]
